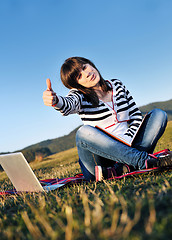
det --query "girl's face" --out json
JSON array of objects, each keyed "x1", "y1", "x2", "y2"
[{"x1": 77, "y1": 64, "x2": 100, "y2": 88}]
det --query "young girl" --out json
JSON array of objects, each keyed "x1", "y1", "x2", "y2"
[{"x1": 43, "y1": 57, "x2": 172, "y2": 181}]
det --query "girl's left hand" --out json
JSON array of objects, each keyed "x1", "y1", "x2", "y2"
[{"x1": 43, "y1": 78, "x2": 58, "y2": 107}]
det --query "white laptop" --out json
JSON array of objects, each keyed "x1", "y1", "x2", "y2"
[{"x1": 0, "y1": 152, "x2": 44, "y2": 192}]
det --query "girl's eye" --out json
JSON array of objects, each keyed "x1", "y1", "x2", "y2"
[
  {"x1": 78, "y1": 73, "x2": 82, "y2": 79},
  {"x1": 82, "y1": 65, "x2": 86, "y2": 70}
]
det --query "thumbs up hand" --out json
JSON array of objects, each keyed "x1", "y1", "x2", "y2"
[
  {"x1": 43, "y1": 78, "x2": 58, "y2": 107},
  {"x1": 46, "y1": 78, "x2": 52, "y2": 91}
]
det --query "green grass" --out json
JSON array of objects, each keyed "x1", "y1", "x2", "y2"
[
  {"x1": 0, "y1": 122, "x2": 172, "y2": 240},
  {"x1": 155, "y1": 121, "x2": 172, "y2": 152}
]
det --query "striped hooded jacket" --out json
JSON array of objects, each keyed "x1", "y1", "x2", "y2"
[{"x1": 55, "y1": 79, "x2": 143, "y2": 139}]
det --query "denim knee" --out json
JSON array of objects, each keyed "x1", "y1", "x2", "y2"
[
  {"x1": 76, "y1": 125, "x2": 95, "y2": 147},
  {"x1": 150, "y1": 108, "x2": 168, "y2": 124},
  {"x1": 76, "y1": 125, "x2": 85, "y2": 147}
]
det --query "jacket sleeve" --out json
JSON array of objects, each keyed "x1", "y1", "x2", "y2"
[
  {"x1": 54, "y1": 89, "x2": 82, "y2": 116},
  {"x1": 122, "y1": 83, "x2": 143, "y2": 139}
]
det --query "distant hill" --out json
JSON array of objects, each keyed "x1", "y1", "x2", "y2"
[
  {"x1": 22, "y1": 127, "x2": 80, "y2": 153},
  {"x1": 0, "y1": 127, "x2": 80, "y2": 170},
  {"x1": 1, "y1": 99, "x2": 171, "y2": 163},
  {"x1": 19, "y1": 127, "x2": 80, "y2": 162},
  {"x1": 139, "y1": 99, "x2": 172, "y2": 120}
]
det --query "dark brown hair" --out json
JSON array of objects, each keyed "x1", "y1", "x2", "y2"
[{"x1": 60, "y1": 57, "x2": 111, "y2": 106}]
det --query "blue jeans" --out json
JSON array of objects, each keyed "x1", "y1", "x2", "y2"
[{"x1": 76, "y1": 109, "x2": 167, "y2": 180}]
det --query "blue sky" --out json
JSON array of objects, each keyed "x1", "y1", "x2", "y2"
[{"x1": 0, "y1": 0, "x2": 172, "y2": 153}]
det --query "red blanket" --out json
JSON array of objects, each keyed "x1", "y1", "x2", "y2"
[{"x1": 0, "y1": 149, "x2": 171, "y2": 196}]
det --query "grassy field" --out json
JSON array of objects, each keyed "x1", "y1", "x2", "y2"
[{"x1": 0, "y1": 122, "x2": 172, "y2": 240}]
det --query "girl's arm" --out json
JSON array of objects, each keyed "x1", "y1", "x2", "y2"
[
  {"x1": 43, "y1": 78, "x2": 82, "y2": 116},
  {"x1": 54, "y1": 89, "x2": 82, "y2": 115}
]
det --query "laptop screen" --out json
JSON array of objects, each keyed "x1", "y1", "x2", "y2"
[{"x1": 0, "y1": 152, "x2": 44, "y2": 192}]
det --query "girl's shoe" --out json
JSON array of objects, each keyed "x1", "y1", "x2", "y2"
[
  {"x1": 145, "y1": 151, "x2": 172, "y2": 169},
  {"x1": 95, "y1": 163, "x2": 132, "y2": 181}
]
